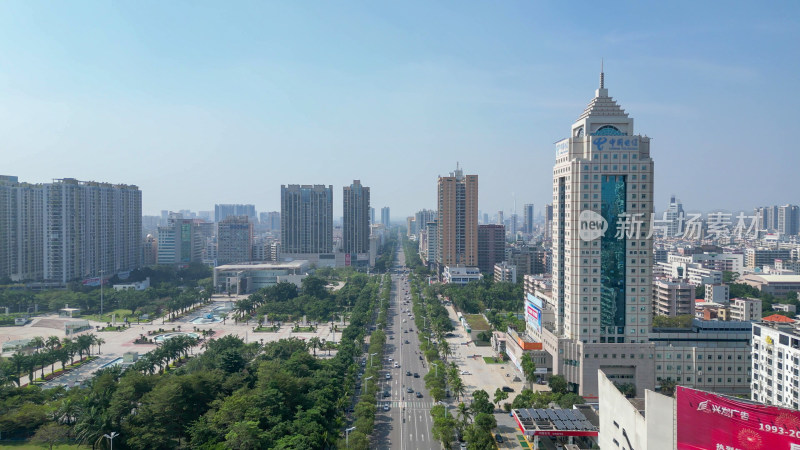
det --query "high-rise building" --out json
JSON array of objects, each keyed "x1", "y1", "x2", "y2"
[
  {"x1": 544, "y1": 204, "x2": 553, "y2": 241},
  {"x1": 215, "y1": 204, "x2": 256, "y2": 223},
  {"x1": 342, "y1": 180, "x2": 370, "y2": 254},
  {"x1": 652, "y1": 278, "x2": 694, "y2": 316},
  {"x1": 415, "y1": 209, "x2": 437, "y2": 236},
  {"x1": 777, "y1": 204, "x2": 799, "y2": 236},
  {"x1": 436, "y1": 165, "x2": 478, "y2": 271},
  {"x1": 381, "y1": 207, "x2": 391, "y2": 227},
  {"x1": 217, "y1": 215, "x2": 253, "y2": 265},
  {"x1": 42, "y1": 179, "x2": 141, "y2": 284},
  {"x1": 755, "y1": 205, "x2": 780, "y2": 232},
  {"x1": 157, "y1": 213, "x2": 203, "y2": 265},
  {"x1": 523, "y1": 203, "x2": 534, "y2": 234},
  {"x1": 281, "y1": 185, "x2": 333, "y2": 254},
  {"x1": 664, "y1": 195, "x2": 685, "y2": 237},
  {"x1": 496, "y1": 210, "x2": 504, "y2": 225},
  {"x1": 0, "y1": 176, "x2": 142, "y2": 283},
  {"x1": 370, "y1": 207, "x2": 376, "y2": 225},
  {"x1": 547, "y1": 70, "x2": 656, "y2": 396},
  {"x1": 477, "y1": 224, "x2": 505, "y2": 273}
]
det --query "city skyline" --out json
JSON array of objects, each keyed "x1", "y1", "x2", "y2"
[{"x1": 1, "y1": 2, "x2": 799, "y2": 218}]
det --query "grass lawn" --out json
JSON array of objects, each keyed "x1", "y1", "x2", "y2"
[
  {"x1": 0, "y1": 443, "x2": 85, "y2": 449},
  {"x1": 292, "y1": 326, "x2": 316, "y2": 332},
  {"x1": 254, "y1": 326, "x2": 281, "y2": 332},
  {"x1": 483, "y1": 356, "x2": 504, "y2": 364},
  {"x1": 464, "y1": 314, "x2": 490, "y2": 331},
  {"x1": 81, "y1": 309, "x2": 135, "y2": 323}
]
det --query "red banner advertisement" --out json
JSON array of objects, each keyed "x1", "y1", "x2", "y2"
[{"x1": 677, "y1": 386, "x2": 800, "y2": 450}]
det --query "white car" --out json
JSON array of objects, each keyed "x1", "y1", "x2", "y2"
[
  {"x1": 460, "y1": 370, "x2": 471, "y2": 375},
  {"x1": 388, "y1": 358, "x2": 393, "y2": 362}
]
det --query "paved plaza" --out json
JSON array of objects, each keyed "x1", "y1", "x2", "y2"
[{"x1": 1, "y1": 294, "x2": 345, "y2": 387}]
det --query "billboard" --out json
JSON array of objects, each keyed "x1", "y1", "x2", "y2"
[
  {"x1": 525, "y1": 296, "x2": 542, "y2": 334},
  {"x1": 677, "y1": 386, "x2": 800, "y2": 450}
]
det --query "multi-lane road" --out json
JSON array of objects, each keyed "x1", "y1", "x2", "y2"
[{"x1": 372, "y1": 246, "x2": 439, "y2": 450}]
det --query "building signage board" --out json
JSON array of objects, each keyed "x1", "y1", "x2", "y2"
[
  {"x1": 525, "y1": 296, "x2": 542, "y2": 334},
  {"x1": 591, "y1": 135, "x2": 639, "y2": 152},
  {"x1": 676, "y1": 386, "x2": 800, "y2": 450}
]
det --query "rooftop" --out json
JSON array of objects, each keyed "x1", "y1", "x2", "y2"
[
  {"x1": 214, "y1": 261, "x2": 309, "y2": 271},
  {"x1": 762, "y1": 314, "x2": 796, "y2": 323},
  {"x1": 744, "y1": 274, "x2": 800, "y2": 283},
  {"x1": 512, "y1": 408, "x2": 598, "y2": 437}
]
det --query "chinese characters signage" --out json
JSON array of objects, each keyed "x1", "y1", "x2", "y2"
[
  {"x1": 677, "y1": 386, "x2": 800, "y2": 450},
  {"x1": 592, "y1": 136, "x2": 639, "y2": 151}
]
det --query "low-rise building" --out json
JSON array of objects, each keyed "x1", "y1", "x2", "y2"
[
  {"x1": 213, "y1": 261, "x2": 309, "y2": 294},
  {"x1": 704, "y1": 283, "x2": 730, "y2": 304},
  {"x1": 652, "y1": 278, "x2": 694, "y2": 316},
  {"x1": 729, "y1": 297, "x2": 762, "y2": 322},
  {"x1": 494, "y1": 262, "x2": 517, "y2": 283},
  {"x1": 442, "y1": 266, "x2": 482, "y2": 285},
  {"x1": 740, "y1": 274, "x2": 800, "y2": 297},
  {"x1": 651, "y1": 319, "x2": 753, "y2": 395}
]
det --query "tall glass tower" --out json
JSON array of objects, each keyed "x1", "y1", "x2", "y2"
[{"x1": 552, "y1": 70, "x2": 655, "y2": 345}]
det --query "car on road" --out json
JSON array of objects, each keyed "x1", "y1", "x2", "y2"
[
  {"x1": 413, "y1": 373, "x2": 420, "y2": 378},
  {"x1": 416, "y1": 392, "x2": 423, "y2": 398},
  {"x1": 403, "y1": 330, "x2": 408, "y2": 333},
  {"x1": 495, "y1": 434, "x2": 504, "y2": 443},
  {"x1": 501, "y1": 386, "x2": 514, "y2": 392},
  {"x1": 418, "y1": 356, "x2": 423, "y2": 360},
  {"x1": 383, "y1": 391, "x2": 390, "y2": 397},
  {"x1": 406, "y1": 387, "x2": 413, "y2": 393},
  {"x1": 388, "y1": 358, "x2": 393, "y2": 362},
  {"x1": 404, "y1": 340, "x2": 410, "y2": 344},
  {"x1": 383, "y1": 404, "x2": 390, "y2": 411},
  {"x1": 460, "y1": 370, "x2": 471, "y2": 375},
  {"x1": 406, "y1": 371, "x2": 412, "y2": 376},
  {"x1": 386, "y1": 374, "x2": 391, "y2": 379},
  {"x1": 394, "y1": 362, "x2": 400, "y2": 368},
  {"x1": 460, "y1": 443, "x2": 467, "y2": 450}
]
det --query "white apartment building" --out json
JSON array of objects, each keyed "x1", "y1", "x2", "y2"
[
  {"x1": 494, "y1": 262, "x2": 517, "y2": 283},
  {"x1": 729, "y1": 297, "x2": 762, "y2": 322},
  {"x1": 752, "y1": 319, "x2": 800, "y2": 410}
]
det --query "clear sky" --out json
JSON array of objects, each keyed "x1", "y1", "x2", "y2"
[{"x1": 1, "y1": 1, "x2": 798, "y2": 219}]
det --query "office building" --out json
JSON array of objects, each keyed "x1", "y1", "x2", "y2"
[
  {"x1": 370, "y1": 207, "x2": 375, "y2": 225},
  {"x1": 664, "y1": 195, "x2": 685, "y2": 237},
  {"x1": 157, "y1": 213, "x2": 203, "y2": 266},
  {"x1": 406, "y1": 217, "x2": 416, "y2": 237},
  {"x1": 752, "y1": 318, "x2": 800, "y2": 409},
  {"x1": 652, "y1": 278, "x2": 694, "y2": 316},
  {"x1": 281, "y1": 184, "x2": 333, "y2": 254},
  {"x1": 523, "y1": 203, "x2": 534, "y2": 234},
  {"x1": 746, "y1": 247, "x2": 793, "y2": 269},
  {"x1": 217, "y1": 215, "x2": 253, "y2": 265},
  {"x1": 381, "y1": 206, "x2": 390, "y2": 227},
  {"x1": 740, "y1": 274, "x2": 800, "y2": 297},
  {"x1": 777, "y1": 204, "x2": 800, "y2": 236},
  {"x1": 142, "y1": 234, "x2": 157, "y2": 266},
  {"x1": 259, "y1": 211, "x2": 281, "y2": 232},
  {"x1": 545, "y1": 70, "x2": 656, "y2": 396},
  {"x1": 477, "y1": 224, "x2": 505, "y2": 273},
  {"x1": 436, "y1": 165, "x2": 478, "y2": 271},
  {"x1": 215, "y1": 204, "x2": 256, "y2": 223},
  {"x1": 342, "y1": 180, "x2": 370, "y2": 254},
  {"x1": 213, "y1": 261, "x2": 309, "y2": 295},
  {"x1": 543, "y1": 204, "x2": 553, "y2": 241},
  {"x1": 651, "y1": 319, "x2": 753, "y2": 395}
]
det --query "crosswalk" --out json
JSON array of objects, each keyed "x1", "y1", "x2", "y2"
[{"x1": 376, "y1": 400, "x2": 434, "y2": 409}]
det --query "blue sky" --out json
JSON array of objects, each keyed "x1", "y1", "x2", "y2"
[{"x1": 1, "y1": 1, "x2": 798, "y2": 218}]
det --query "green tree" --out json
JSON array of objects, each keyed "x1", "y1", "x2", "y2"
[
  {"x1": 31, "y1": 423, "x2": 71, "y2": 450},
  {"x1": 659, "y1": 378, "x2": 677, "y2": 397},
  {"x1": 521, "y1": 353, "x2": 537, "y2": 389},
  {"x1": 548, "y1": 375, "x2": 569, "y2": 394},
  {"x1": 474, "y1": 412, "x2": 497, "y2": 432},
  {"x1": 471, "y1": 389, "x2": 494, "y2": 415},
  {"x1": 493, "y1": 388, "x2": 509, "y2": 410},
  {"x1": 430, "y1": 404, "x2": 456, "y2": 450},
  {"x1": 225, "y1": 420, "x2": 264, "y2": 450}
]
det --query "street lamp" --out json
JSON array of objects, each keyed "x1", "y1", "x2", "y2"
[
  {"x1": 345, "y1": 426, "x2": 357, "y2": 447},
  {"x1": 103, "y1": 432, "x2": 119, "y2": 450},
  {"x1": 370, "y1": 352, "x2": 378, "y2": 367},
  {"x1": 437, "y1": 401, "x2": 450, "y2": 418},
  {"x1": 432, "y1": 361, "x2": 440, "y2": 377},
  {"x1": 99, "y1": 269, "x2": 105, "y2": 316}
]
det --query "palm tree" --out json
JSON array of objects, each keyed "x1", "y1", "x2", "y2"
[
  {"x1": 30, "y1": 336, "x2": 45, "y2": 352},
  {"x1": 456, "y1": 402, "x2": 472, "y2": 434},
  {"x1": 308, "y1": 337, "x2": 322, "y2": 356},
  {"x1": 94, "y1": 337, "x2": 106, "y2": 355},
  {"x1": 62, "y1": 338, "x2": 76, "y2": 365},
  {"x1": 10, "y1": 352, "x2": 26, "y2": 387}
]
